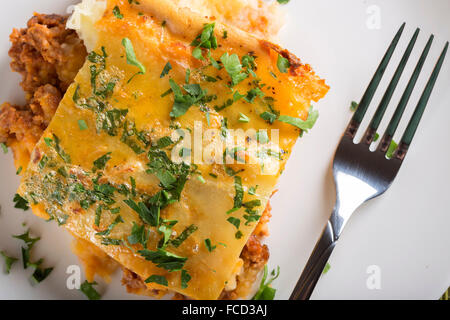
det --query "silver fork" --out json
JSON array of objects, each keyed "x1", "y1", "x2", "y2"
[{"x1": 290, "y1": 23, "x2": 448, "y2": 300}]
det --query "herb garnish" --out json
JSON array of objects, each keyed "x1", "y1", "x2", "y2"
[
  {"x1": 181, "y1": 269, "x2": 191, "y2": 289},
  {"x1": 168, "y1": 79, "x2": 209, "y2": 118},
  {"x1": 44, "y1": 134, "x2": 71, "y2": 163},
  {"x1": 238, "y1": 113, "x2": 250, "y2": 123},
  {"x1": 169, "y1": 224, "x2": 198, "y2": 248},
  {"x1": 92, "y1": 152, "x2": 112, "y2": 172},
  {"x1": 386, "y1": 140, "x2": 398, "y2": 159},
  {"x1": 128, "y1": 222, "x2": 148, "y2": 248},
  {"x1": 0, "y1": 251, "x2": 18, "y2": 274},
  {"x1": 124, "y1": 199, "x2": 160, "y2": 227},
  {"x1": 13, "y1": 229, "x2": 53, "y2": 283},
  {"x1": 80, "y1": 280, "x2": 101, "y2": 300},
  {"x1": 13, "y1": 194, "x2": 29, "y2": 210},
  {"x1": 227, "y1": 176, "x2": 243, "y2": 213},
  {"x1": 78, "y1": 119, "x2": 88, "y2": 131},
  {"x1": 227, "y1": 217, "x2": 241, "y2": 229},
  {"x1": 122, "y1": 38, "x2": 146, "y2": 82},
  {"x1": 252, "y1": 265, "x2": 280, "y2": 300},
  {"x1": 277, "y1": 54, "x2": 290, "y2": 73},
  {"x1": 190, "y1": 23, "x2": 218, "y2": 60},
  {"x1": 113, "y1": 5, "x2": 123, "y2": 19},
  {"x1": 160, "y1": 62, "x2": 172, "y2": 78},
  {"x1": 220, "y1": 53, "x2": 248, "y2": 86},
  {"x1": 278, "y1": 106, "x2": 319, "y2": 134},
  {"x1": 137, "y1": 248, "x2": 187, "y2": 272},
  {"x1": 101, "y1": 237, "x2": 123, "y2": 246},
  {"x1": 96, "y1": 215, "x2": 124, "y2": 236},
  {"x1": 0, "y1": 142, "x2": 8, "y2": 154},
  {"x1": 204, "y1": 239, "x2": 216, "y2": 252},
  {"x1": 145, "y1": 274, "x2": 168, "y2": 286}
]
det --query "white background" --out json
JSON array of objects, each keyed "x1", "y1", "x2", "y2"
[{"x1": 0, "y1": 0, "x2": 449, "y2": 299}]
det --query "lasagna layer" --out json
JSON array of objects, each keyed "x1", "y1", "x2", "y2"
[{"x1": 17, "y1": 0, "x2": 328, "y2": 300}]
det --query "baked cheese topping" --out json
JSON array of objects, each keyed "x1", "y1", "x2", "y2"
[{"x1": 18, "y1": 0, "x2": 328, "y2": 300}]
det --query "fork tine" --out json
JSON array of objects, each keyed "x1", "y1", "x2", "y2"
[
  {"x1": 363, "y1": 28, "x2": 420, "y2": 144},
  {"x1": 346, "y1": 23, "x2": 405, "y2": 138},
  {"x1": 395, "y1": 41, "x2": 449, "y2": 160},
  {"x1": 379, "y1": 35, "x2": 434, "y2": 152}
]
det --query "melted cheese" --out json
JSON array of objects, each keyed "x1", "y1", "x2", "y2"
[{"x1": 18, "y1": 0, "x2": 328, "y2": 299}]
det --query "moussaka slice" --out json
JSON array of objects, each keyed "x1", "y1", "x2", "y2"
[{"x1": 17, "y1": 0, "x2": 328, "y2": 300}]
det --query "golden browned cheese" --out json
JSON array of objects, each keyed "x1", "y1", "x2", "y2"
[{"x1": 18, "y1": 0, "x2": 328, "y2": 299}]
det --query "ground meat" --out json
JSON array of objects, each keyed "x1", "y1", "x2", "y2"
[
  {"x1": 241, "y1": 235, "x2": 270, "y2": 270},
  {"x1": 9, "y1": 13, "x2": 87, "y2": 99},
  {"x1": 220, "y1": 235, "x2": 269, "y2": 299},
  {"x1": 1, "y1": 13, "x2": 87, "y2": 168},
  {"x1": 121, "y1": 268, "x2": 167, "y2": 298}
]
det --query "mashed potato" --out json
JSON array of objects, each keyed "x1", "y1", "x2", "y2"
[{"x1": 171, "y1": 0, "x2": 284, "y2": 39}]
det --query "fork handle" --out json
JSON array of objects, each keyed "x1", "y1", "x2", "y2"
[{"x1": 289, "y1": 221, "x2": 337, "y2": 300}]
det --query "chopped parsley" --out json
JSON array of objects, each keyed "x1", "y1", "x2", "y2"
[
  {"x1": 277, "y1": 0, "x2": 290, "y2": 4},
  {"x1": 190, "y1": 23, "x2": 218, "y2": 60},
  {"x1": 238, "y1": 113, "x2": 250, "y2": 123},
  {"x1": 31, "y1": 266, "x2": 54, "y2": 284},
  {"x1": 113, "y1": 5, "x2": 123, "y2": 19},
  {"x1": 145, "y1": 274, "x2": 168, "y2": 286},
  {"x1": 124, "y1": 199, "x2": 160, "y2": 227},
  {"x1": 350, "y1": 101, "x2": 359, "y2": 112},
  {"x1": 245, "y1": 88, "x2": 265, "y2": 103},
  {"x1": 160, "y1": 62, "x2": 172, "y2": 78},
  {"x1": 13, "y1": 194, "x2": 29, "y2": 211},
  {"x1": 168, "y1": 79, "x2": 209, "y2": 118},
  {"x1": 386, "y1": 140, "x2": 398, "y2": 159},
  {"x1": 13, "y1": 229, "x2": 53, "y2": 283},
  {"x1": 322, "y1": 262, "x2": 331, "y2": 274},
  {"x1": 181, "y1": 269, "x2": 191, "y2": 289},
  {"x1": 278, "y1": 106, "x2": 319, "y2": 134},
  {"x1": 260, "y1": 111, "x2": 278, "y2": 124},
  {"x1": 95, "y1": 215, "x2": 124, "y2": 236},
  {"x1": 92, "y1": 152, "x2": 112, "y2": 172},
  {"x1": 227, "y1": 217, "x2": 240, "y2": 229},
  {"x1": 122, "y1": 37, "x2": 146, "y2": 82},
  {"x1": 44, "y1": 134, "x2": 71, "y2": 163},
  {"x1": 157, "y1": 224, "x2": 173, "y2": 249},
  {"x1": 204, "y1": 239, "x2": 216, "y2": 252},
  {"x1": 227, "y1": 176, "x2": 243, "y2": 213},
  {"x1": 170, "y1": 224, "x2": 198, "y2": 248},
  {"x1": 137, "y1": 248, "x2": 187, "y2": 272},
  {"x1": 0, "y1": 143, "x2": 8, "y2": 154},
  {"x1": 78, "y1": 119, "x2": 88, "y2": 131},
  {"x1": 252, "y1": 265, "x2": 280, "y2": 300},
  {"x1": 127, "y1": 222, "x2": 148, "y2": 248},
  {"x1": 220, "y1": 53, "x2": 248, "y2": 86},
  {"x1": 373, "y1": 133, "x2": 380, "y2": 142},
  {"x1": 80, "y1": 280, "x2": 101, "y2": 300},
  {"x1": 248, "y1": 185, "x2": 258, "y2": 195},
  {"x1": 0, "y1": 251, "x2": 18, "y2": 274},
  {"x1": 101, "y1": 238, "x2": 123, "y2": 246},
  {"x1": 277, "y1": 54, "x2": 290, "y2": 73}
]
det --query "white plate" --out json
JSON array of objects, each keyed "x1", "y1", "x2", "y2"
[{"x1": 0, "y1": 0, "x2": 449, "y2": 300}]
